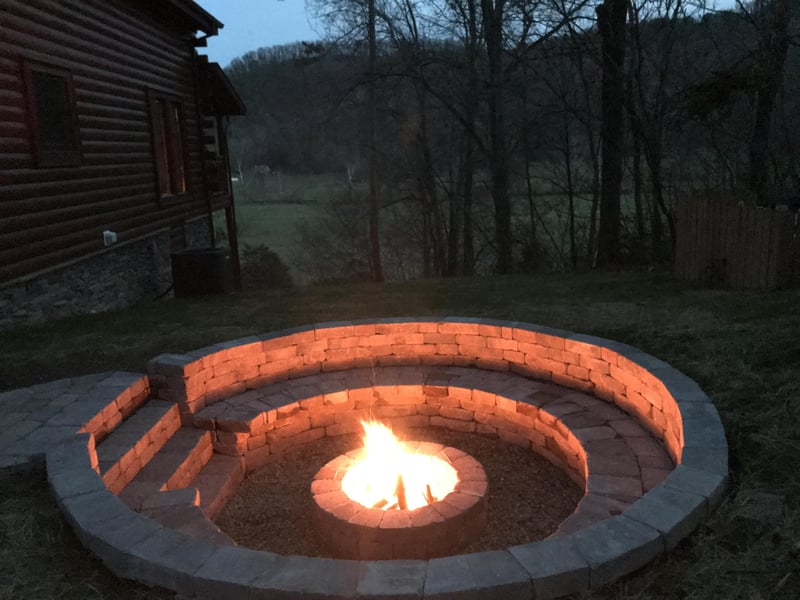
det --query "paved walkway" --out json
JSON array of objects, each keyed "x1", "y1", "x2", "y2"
[{"x1": 0, "y1": 372, "x2": 138, "y2": 471}]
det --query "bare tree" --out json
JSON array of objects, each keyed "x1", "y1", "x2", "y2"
[
  {"x1": 745, "y1": 0, "x2": 792, "y2": 205},
  {"x1": 626, "y1": 0, "x2": 703, "y2": 260},
  {"x1": 367, "y1": 0, "x2": 385, "y2": 281},
  {"x1": 596, "y1": 0, "x2": 628, "y2": 267}
]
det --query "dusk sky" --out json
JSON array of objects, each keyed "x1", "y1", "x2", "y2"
[
  {"x1": 193, "y1": 1, "x2": 739, "y2": 68},
  {"x1": 195, "y1": 0, "x2": 321, "y2": 67}
]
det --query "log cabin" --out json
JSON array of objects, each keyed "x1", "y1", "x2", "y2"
[{"x1": 0, "y1": 0, "x2": 246, "y2": 330}]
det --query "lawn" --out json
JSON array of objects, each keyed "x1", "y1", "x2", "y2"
[
  {"x1": 215, "y1": 172, "x2": 349, "y2": 284},
  {"x1": 214, "y1": 169, "x2": 614, "y2": 284},
  {"x1": 1, "y1": 272, "x2": 798, "y2": 599}
]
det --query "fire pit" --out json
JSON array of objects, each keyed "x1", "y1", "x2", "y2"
[
  {"x1": 311, "y1": 420, "x2": 488, "y2": 559},
  {"x1": 47, "y1": 318, "x2": 729, "y2": 599}
]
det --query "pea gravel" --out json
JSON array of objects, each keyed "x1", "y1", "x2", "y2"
[{"x1": 215, "y1": 427, "x2": 582, "y2": 556}]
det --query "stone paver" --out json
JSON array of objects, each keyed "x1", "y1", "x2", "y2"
[
  {"x1": 191, "y1": 545, "x2": 283, "y2": 598},
  {"x1": 357, "y1": 560, "x2": 427, "y2": 599},
  {"x1": 623, "y1": 484, "x2": 707, "y2": 550},
  {"x1": 0, "y1": 372, "x2": 146, "y2": 470},
  {"x1": 662, "y1": 464, "x2": 728, "y2": 511},
  {"x1": 571, "y1": 515, "x2": 663, "y2": 587},
  {"x1": 124, "y1": 527, "x2": 220, "y2": 596},
  {"x1": 509, "y1": 537, "x2": 589, "y2": 599},
  {"x1": 424, "y1": 551, "x2": 532, "y2": 600},
  {"x1": 250, "y1": 556, "x2": 360, "y2": 599}
]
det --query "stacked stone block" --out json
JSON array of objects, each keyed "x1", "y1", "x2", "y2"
[
  {"x1": 311, "y1": 444, "x2": 488, "y2": 560},
  {"x1": 147, "y1": 319, "x2": 724, "y2": 475},
  {"x1": 46, "y1": 318, "x2": 728, "y2": 599}
]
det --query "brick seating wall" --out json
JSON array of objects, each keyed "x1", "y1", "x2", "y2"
[
  {"x1": 205, "y1": 374, "x2": 589, "y2": 484},
  {"x1": 147, "y1": 320, "x2": 685, "y2": 466}
]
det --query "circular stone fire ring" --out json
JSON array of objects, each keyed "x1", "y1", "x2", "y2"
[
  {"x1": 311, "y1": 442, "x2": 488, "y2": 560},
  {"x1": 46, "y1": 318, "x2": 730, "y2": 599}
]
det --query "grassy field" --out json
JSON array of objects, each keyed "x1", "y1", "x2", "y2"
[
  {"x1": 216, "y1": 170, "x2": 610, "y2": 284},
  {"x1": 215, "y1": 172, "x2": 350, "y2": 284},
  {"x1": 1, "y1": 272, "x2": 798, "y2": 598}
]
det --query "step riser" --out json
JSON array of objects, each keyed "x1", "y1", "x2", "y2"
[
  {"x1": 97, "y1": 401, "x2": 181, "y2": 495},
  {"x1": 118, "y1": 428, "x2": 214, "y2": 511},
  {"x1": 163, "y1": 435, "x2": 214, "y2": 491},
  {"x1": 195, "y1": 455, "x2": 246, "y2": 520}
]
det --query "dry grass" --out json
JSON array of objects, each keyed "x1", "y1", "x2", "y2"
[
  {"x1": 1, "y1": 272, "x2": 799, "y2": 598},
  {"x1": 0, "y1": 468, "x2": 172, "y2": 600}
]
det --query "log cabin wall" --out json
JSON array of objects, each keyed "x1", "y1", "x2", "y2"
[{"x1": 0, "y1": 0, "x2": 234, "y2": 329}]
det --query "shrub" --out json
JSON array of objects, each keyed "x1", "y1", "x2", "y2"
[{"x1": 240, "y1": 244, "x2": 294, "y2": 289}]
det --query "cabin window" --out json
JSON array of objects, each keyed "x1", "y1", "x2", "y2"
[
  {"x1": 148, "y1": 91, "x2": 188, "y2": 198},
  {"x1": 24, "y1": 62, "x2": 81, "y2": 167}
]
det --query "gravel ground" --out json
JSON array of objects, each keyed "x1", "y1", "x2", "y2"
[{"x1": 215, "y1": 427, "x2": 583, "y2": 556}]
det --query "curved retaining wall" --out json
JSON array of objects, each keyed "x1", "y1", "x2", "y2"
[
  {"x1": 49, "y1": 318, "x2": 728, "y2": 599},
  {"x1": 183, "y1": 362, "x2": 681, "y2": 542}
]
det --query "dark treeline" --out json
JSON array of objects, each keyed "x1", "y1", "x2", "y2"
[{"x1": 224, "y1": 0, "x2": 799, "y2": 282}]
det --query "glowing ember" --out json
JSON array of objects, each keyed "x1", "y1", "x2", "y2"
[{"x1": 340, "y1": 421, "x2": 458, "y2": 511}]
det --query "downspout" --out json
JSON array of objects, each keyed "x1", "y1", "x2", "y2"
[
  {"x1": 221, "y1": 115, "x2": 242, "y2": 290},
  {"x1": 190, "y1": 51, "x2": 218, "y2": 248}
]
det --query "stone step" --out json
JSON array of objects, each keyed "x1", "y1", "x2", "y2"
[
  {"x1": 149, "y1": 503, "x2": 237, "y2": 546},
  {"x1": 139, "y1": 488, "x2": 236, "y2": 546},
  {"x1": 191, "y1": 453, "x2": 246, "y2": 520},
  {"x1": 118, "y1": 427, "x2": 213, "y2": 510},
  {"x1": 95, "y1": 399, "x2": 181, "y2": 494}
]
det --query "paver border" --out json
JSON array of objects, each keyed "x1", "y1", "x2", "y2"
[{"x1": 45, "y1": 318, "x2": 728, "y2": 599}]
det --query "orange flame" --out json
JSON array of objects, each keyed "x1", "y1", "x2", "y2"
[{"x1": 340, "y1": 420, "x2": 458, "y2": 510}]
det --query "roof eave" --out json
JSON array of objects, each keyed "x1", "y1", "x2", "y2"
[{"x1": 166, "y1": 0, "x2": 223, "y2": 36}]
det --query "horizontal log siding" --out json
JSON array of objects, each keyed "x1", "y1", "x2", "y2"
[{"x1": 0, "y1": 0, "x2": 226, "y2": 283}]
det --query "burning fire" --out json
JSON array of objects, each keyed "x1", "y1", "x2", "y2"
[{"x1": 341, "y1": 420, "x2": 458, "y2": 511}]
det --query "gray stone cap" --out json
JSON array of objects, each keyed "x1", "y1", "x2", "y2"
[
  {"x1": 48, "y1": 432, "x2": 726, "y2": 599},
  {"x1": 43, "y1": 319, "x2": 729, "y2": 598},
  {"x1": 0, "y1": 371, "x2": 148, "y2": 471}
]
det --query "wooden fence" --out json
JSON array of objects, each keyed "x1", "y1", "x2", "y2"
[{"x1": 675, "y1": 197, "x2": 800, "y2": 289}]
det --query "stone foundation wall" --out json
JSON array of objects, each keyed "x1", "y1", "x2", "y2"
[
  {"x1": 0, "y1": 214, "x2": 218, "y2": 332},
  {"x1": 184, "y1": 214, "x2": 214, "y2": 248}
]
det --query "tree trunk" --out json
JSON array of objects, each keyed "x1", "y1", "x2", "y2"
[
  {"x1": 645, "y1": 141, "x2": 674, "y2": 260},
  {"x1": 461, "y1": 0, "x2": 479, "y2": 276},
  {"x1": 649, "y1": 194, "x2": 662, "y2": 262},
  {"x1": 367, "y1": 0, "x2": 384, "y2": 281},
  {"x1": 596, "y1": 0, "x2": 627, "y2": 268},
  {"x1": 749, "y1": 0, "x2": 790, "y2": 206},
  {"x1": 481, "y1": 0, "x2": 513, "y2": 274},
  {"x1": 522, "y1": 114, "x2": 537, "y2": 271},
  {"x1": 414, "y1": 83, "x2": 446, "y2": 276},
  {"x1": 632, "y1": 131, "x2": 644, "y2": 255},
  {"x1": 447, "y1": 157, "x2": 461, "y2": 277},
  {"x1": 563, "y1": 116, "x2": 577, "y2": 269},
  {"x1": 627, "y1": 66, "x2": 645, "y2": 257},
  {"x1": 462, "y1": 136, "x2": 475, "y2": 275}
]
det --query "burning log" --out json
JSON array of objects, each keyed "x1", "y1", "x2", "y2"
[
  {"x1": 424, "y1": 484, "x2": 435, "y2": 505},
  {"x1": 395, "y1": 474, "x2": 407, "y2": 510}
]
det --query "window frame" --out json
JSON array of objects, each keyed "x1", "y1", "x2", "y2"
[
  {"x1": 23, "y1": 60, "x2": 82, "y2": 168},
  {"x1": 147, "y1": 88, "x2": 190, "y2": 200}
]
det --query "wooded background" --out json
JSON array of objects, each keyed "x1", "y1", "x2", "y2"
[{"x1": 220, "y1": 0, "x2": 800, "y2": 287}]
